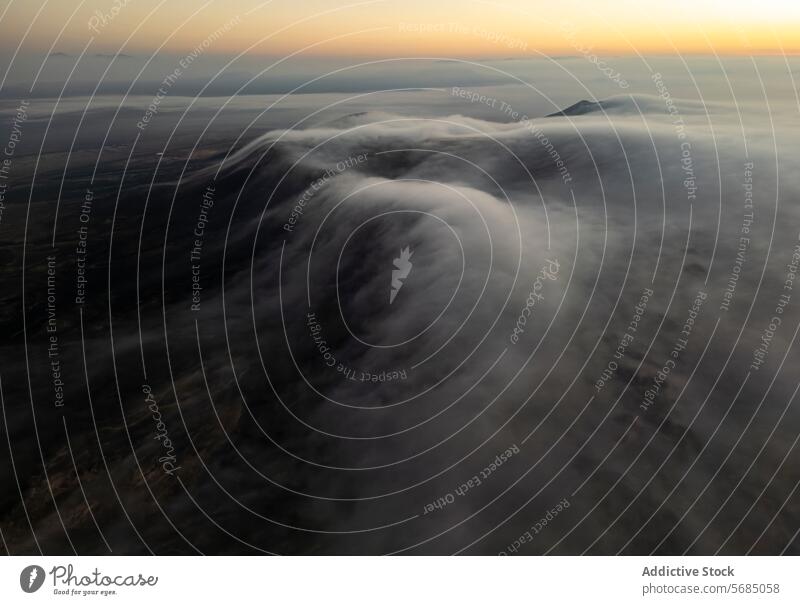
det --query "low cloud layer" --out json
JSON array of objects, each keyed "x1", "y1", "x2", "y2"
[{"x1": 3, "y1": 82, "x2": 800, "y2": 554}]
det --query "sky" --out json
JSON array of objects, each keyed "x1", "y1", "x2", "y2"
[{"x1": 1, "y1": 0, "x2": 799, "y2": 58}]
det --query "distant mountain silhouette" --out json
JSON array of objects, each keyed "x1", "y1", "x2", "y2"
[{"x1": 546, "y1": 99, "x2": 613, "y2": 117}]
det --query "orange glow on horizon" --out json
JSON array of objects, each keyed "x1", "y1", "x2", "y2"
[{"x1": 1, "y1": 0, "x2": 798, "y2": 57}]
